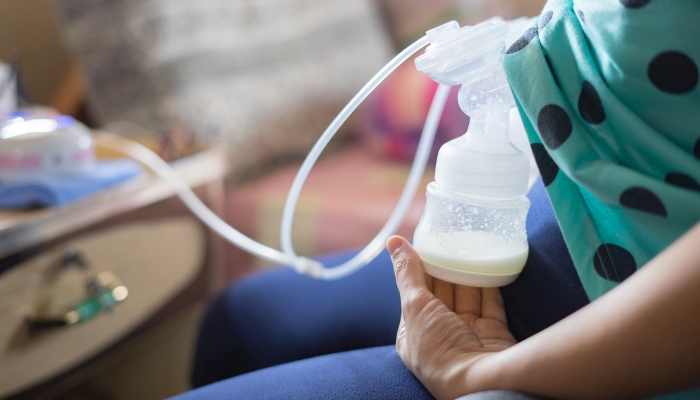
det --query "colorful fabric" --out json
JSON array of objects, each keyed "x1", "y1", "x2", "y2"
[
  {"x1": 358, "y1": 63, "x2": 468, "y2": 163},
  {"x1": 223, "y1": 145, "x2": 434, "y2": 280},
  {"x1": 503, "y1": 1, "x2": 700, "y2": 397}
]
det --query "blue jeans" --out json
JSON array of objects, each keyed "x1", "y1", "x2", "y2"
[{"x1": 174, "y1": 180, "x2": 588, "y2": 399}]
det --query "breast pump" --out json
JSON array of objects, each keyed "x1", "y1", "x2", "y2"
[
  {"x1": 412, "y1": 21, "x2": 530, "y2": 287},
  {"x1": 278, "y1": 18, "x2": 529, "y2": 286},
  {"x1": 1, "y1": 19, "x2": 530, "y2": 287}
]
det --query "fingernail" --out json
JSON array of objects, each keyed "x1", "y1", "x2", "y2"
[{"x1": 386, "y1": 236, "x2": 403, "y2": 256}]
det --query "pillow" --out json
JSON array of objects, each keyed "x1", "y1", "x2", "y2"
[{"x1": 52, "y1": 0, "x2": 393, "y2": 181}]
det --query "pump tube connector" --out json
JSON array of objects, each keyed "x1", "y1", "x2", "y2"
[{"x1": 415, "y1": 18, "x2": 515, "y2": 129}]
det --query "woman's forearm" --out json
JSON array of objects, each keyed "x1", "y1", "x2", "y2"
[{"x1": 470, "y1": 221, "x2": 700, "y2": 399}]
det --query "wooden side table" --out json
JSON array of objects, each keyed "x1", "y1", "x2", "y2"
[{"x1": 0, "y1": 133, "x2": 228, "y2": 399}]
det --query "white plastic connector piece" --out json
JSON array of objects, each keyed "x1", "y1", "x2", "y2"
[{"x1": 293, "y1": 257, "x2": 326, "y2": 278}]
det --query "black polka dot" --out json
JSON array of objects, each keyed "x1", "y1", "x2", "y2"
[
  {"x1": 577, "y1": 10, "x2": 585, "y2": 24},
  {"x1": 544, "y1": 55, "x2": 560, "y2": 87},
  {"x1": 665, "y1": 172, "x2": 700, "y2": 192},
  {"x1": 648, "y1": 51, "x2": 698, "y2": 94},
  {"x1": 506, "y1": 27, "x2": 538, "y2": 54},
  {"x1": 539, "y1": 11, "x2": 553, "y2": 31},
  {"x1": 620, "y1": 187, "x2": 667, "y2": 216},
  {"x1": 578, "y1": 81, "x2": 606, "y2": 124},
  {"x1": 593, "y1": 244, "x2": 637, "y2": 282},
  {"x1": 694, "y1": 138, "x2": 700, "y2": 160},
  {"x1": 531, "y1": 143, "x2": 559, "y2": 187},
  {"x1": 537, "y1": 105, "x2": 573, "y2": 150},
  {"x1": 620, "y1": 0, "x2": 652, "y2": 8}
]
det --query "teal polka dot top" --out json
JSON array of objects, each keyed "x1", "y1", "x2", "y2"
[{"x1": 503, "y1": 1, "x2": 700, "y2": 397}]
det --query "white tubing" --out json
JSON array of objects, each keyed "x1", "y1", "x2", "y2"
[
  {"x1": 98, "y1": 135, "x2": 321, "y2": 274},
  {"x1": 280, "y1": 35, "x2": 431, "y2": 260},
  {"x1": 282, "y1": 85, "x2": 450, "y2": 280},
  {"x1": 100, "y1": 34, "x2": 449, "y2": 281},
  {"x1": 315, "y1": 83, "x2": 450, "y2": 280}
]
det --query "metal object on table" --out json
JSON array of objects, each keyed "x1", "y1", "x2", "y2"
[
  {"x1": 0, "y1": 217, "x2": 206, "y2": 398},
  {"x1": 28, "y1": 249, "x2": 128, "y2": 331},
  {"x1": 0, "y1": 135, "x2": 225, "y2": 398}
]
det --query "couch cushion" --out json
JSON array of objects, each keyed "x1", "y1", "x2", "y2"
[{"x1": 52, "y1": 0, "x2": 393, "y2": 181}]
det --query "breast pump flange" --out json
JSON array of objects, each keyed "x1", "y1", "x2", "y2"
[{"x1": 412, "y1": 20, "x2": 531, "y2": 287}]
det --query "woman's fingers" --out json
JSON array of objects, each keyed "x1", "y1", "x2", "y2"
[
  {"x1": 455, "y1": 285, "x2": 482, "y2": 317},
  {"x1": 387, "y1": 236, "x2": 432, "y2": 312},
  {"x1": 481, "y1": 287, "x2": 508, "y2": 325},
  {"x1": 433, "y1": 278, "x2": 455, "y2": 311}
]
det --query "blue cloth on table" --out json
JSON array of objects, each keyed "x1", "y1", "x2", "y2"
[
  {"x1": 176, "y1": 179, "x2": 589, "y2": 399},
  {"x1": 0, "y1": 159, "x2": 141, "y2": 209}
]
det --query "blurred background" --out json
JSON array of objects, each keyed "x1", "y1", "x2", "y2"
[{"x1": 0, "y1": 0, "x2": 545, "y2": 399}]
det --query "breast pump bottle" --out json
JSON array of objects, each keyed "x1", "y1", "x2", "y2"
[{"x1": 412, "y1": 20, "x2": 530, "y2": 287}]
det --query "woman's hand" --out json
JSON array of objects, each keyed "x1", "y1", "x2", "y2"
[
  {"x1": 389, "y1": 221, "x2": 700, "y2": 399},
  {"x1": 387, "y1": 236, "x2": 516, "y2": 400}
]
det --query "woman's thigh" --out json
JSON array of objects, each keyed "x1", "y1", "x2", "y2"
[
  {"x1": 181, "y1": 345, "x2": 539, "y2": 400},
  {"x1": 181, "y1": 346, "x2": 432, "y2": 400},
  {"x1": 191, "y1": 249, "x2": 402, "y2": 387},
  {"x1": 190, "y1": 180, "x2": 589, "y2": 387}
]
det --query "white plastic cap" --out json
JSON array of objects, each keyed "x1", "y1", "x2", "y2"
[{"x1": 415, "y1": 18, "x2": 509, "y2": 86}]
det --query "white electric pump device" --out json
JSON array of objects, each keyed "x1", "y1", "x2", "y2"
[{"x1": 1, "y1": 19, "x2": 530, "y2": 286}]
